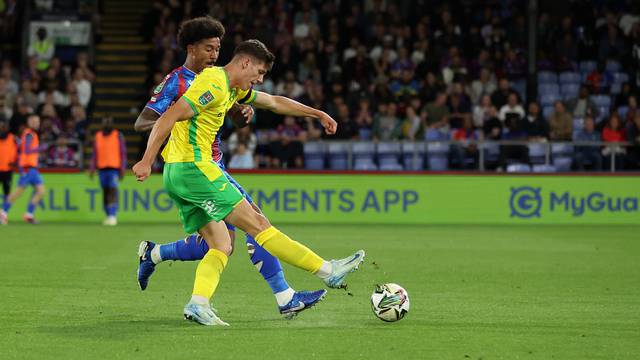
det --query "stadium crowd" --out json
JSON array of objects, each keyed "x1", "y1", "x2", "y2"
[
  {"x1": 141, "y1": 0, "x2": 640, "y2": 171},
  {"x1": 0, "y1": 0, "x2": 93, "y2": 168}
]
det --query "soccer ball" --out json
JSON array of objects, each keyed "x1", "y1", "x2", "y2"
[{"x1": 370, "y1": 283, "x2": 410, "y2": 322}]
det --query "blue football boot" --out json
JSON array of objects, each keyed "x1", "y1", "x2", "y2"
[
  {"x1": 137, "y1": 241, "x2": 156, "y2": 290},
  {"x1": 279, "y1": 289, "x2": 328, "y2": 319}
]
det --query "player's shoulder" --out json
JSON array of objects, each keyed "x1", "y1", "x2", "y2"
[{"x1": 197, "y1": 67, "x2": 226, "y2": 83}]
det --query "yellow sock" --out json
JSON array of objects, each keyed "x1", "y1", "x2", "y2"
[
  {"x1": 192, "y1": 249, "x2": 228, "y2": 300},
  {"x1": 255, "y1": 226, "x2": 324, "y2": 273}
]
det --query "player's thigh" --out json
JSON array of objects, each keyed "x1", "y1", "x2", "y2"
[
  {"x1": 198, "y1": 219, "x2": 232, "y2": 255},
  {"x1": 224, "y1": 199, "x2": 271, "y2": 237}
]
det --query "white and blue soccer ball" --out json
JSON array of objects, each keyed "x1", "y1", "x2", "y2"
[{"x1": 370, "y1": 283, "x2": 410, "y2": 322}]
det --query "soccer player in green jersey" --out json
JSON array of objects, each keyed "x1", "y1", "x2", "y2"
[{"x1": 133, "y1": 39, "x2": 365, "y2": 326}]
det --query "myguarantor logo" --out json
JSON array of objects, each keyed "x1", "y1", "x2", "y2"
[
  {"x1": 510, "y1": 187, "x2": 543, "y2": 218},
  {"x1": 510, "y1": 186, "x2": 640, "y2": 218}
]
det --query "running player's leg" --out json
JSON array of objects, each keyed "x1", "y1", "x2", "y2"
[
  {"x1": 1, "y1": 171, "x2": 29, "y2": 224},
  {"x1": 225, "y1": 200, "x2": 364, "y2": 289},
  {"x1": 23, "y1": 169, "x2": 45, "y2": 223},
  {"x1": 99, "y1": 169, "x2": 119, "y2": 225}
]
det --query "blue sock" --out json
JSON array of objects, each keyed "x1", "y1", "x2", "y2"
[
  {"x1": 159, "y1": 234, "x2": 208, "y2": 261},
  {"x1": 106, "y1": 205, "x2": 117, "y2": 217},
  {"x1": 2, "y1": 201, "x2": 10, "y2": 212},
  {"x1": 27, "y1": 203, "x2": 36, "y2": 215},
  {"x1": 246, "y1": 235, "x2": 290, "y2": 293}
]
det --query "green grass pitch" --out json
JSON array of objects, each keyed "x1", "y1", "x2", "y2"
[{"x1": 1, "y1": 223, "x2": 639, "y2": 359}]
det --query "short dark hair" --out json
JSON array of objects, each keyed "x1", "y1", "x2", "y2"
[
  {"x1": 177, "y1": 16, "x2": 225, "y2": 50},
  {"x1": 233, "y1": 39, "x2": 275, "y2": 70}
]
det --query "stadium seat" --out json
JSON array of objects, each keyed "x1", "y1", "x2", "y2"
[
  {"x1": 560, "y1": 83, "x2": 580, "y2": 99},
  {"x1": 353, "y1": 142, "x2": 376, "y2": 168},
  {"x1": 617, "y1": 106, "x2": 629, "y2": 120},
  {"x1": 528, "y1": 143, "x2": 548, "y2": 164},
  {"x1": 506, "y1": 163, "x2": 531, "y2": 172},
  {"x1": 540, "y1": 93, "x2": 561, "y2": 107},
  {"x1": 327, "y1": 142, "x2": 349, "y2": 170},
  {"x1": 481, "y1": 142, "x2": 500, "y2": 165},
  {"x1": 573, "y1": 118, "x2": 584, "y2": 131},
  {"x1": 579, "y1": 60, "x2": 596, "y2": 74},
  {"x1": 552, "y1": 143, "x2": 574, "y2": 156},
  {"x1": 425, "y1": 129, "x2": 448, "y2": 141},
  {"x1": 512, "y1": 79, "x2": 527, "y2": 101},
  {"x1": 596, "y1": 107, "x2": 609, "y2": 123},
  {"x1": 553, "y1": 156, "x2": 573, "y2": 171},
  {"x1": 612, "y1": 72, "x2": 629, "y2": 85},
  {"x1": 610, "y1": 82, "x2": 622, "y2": 94},
  {"x1": 537, "y1": 71, "x2": 558, "y2": 84},
  {"x1": 377, "y1": 142, "x2": 403, "y2": 170},
  {"x1": 532, "y1": 164, "x2": 557, "y2": 173},
  {"x1": 402, "y1": 142, "x2": 425, "y2": 170},
  {"x1": 304, "y1": 142, "x2": 325, "y2": 170},
  {"x1": 559, "y1": 72, "x2": 581, "y2": 84},
  {"x1": 358, "y1": 128, "x2": 373, "y2": 141},
  {"x1": 354, "y1": 159, "x2": 378, "y2": 171},
  {"x1": 590, "y1": 95, "x2": 611, "y2": 110},
  {"x1": 426, "y1": 142, "x2": 449, "y2": 171},
  {"x1": 605, "y1": 60, "x2": 621, "y2": 73},
  {"x1": 542, "y1": 106, "x2": 554, "y2": 120},
  {"x1": 379, "y1": 162, "x2": 404, "y2": 171},
  {"x1": 538, "y1": 83, "x2": 560, "y2": 96}
]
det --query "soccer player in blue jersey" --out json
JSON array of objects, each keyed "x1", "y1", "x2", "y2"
[{"x1": 134, "y1": 16, "x2": 325, "y2": 318}]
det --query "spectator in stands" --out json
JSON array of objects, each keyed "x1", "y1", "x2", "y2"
[
  {"x1": 472, "y1": 94, "x2": 494, "y2": 129},
  {"x1": 626, "y1": 112, "x2": 640, "y2": 169},
  {"x1": 523, "y1": 102, "x2": 549, "y2": 140},
  {"x1": 574, "y1": 116, "x2": 603, "y2": 171},
  {"x1": 27, "y1": 27, "x2": 55, "y2": 72},
  {"x1": 491, "y1": 78, "x2": 513, "y2": 109},
  {"x1": 331, "y1": 102, "x2": 357, "y2": 140},
  {"x1": 18, "y1": 79, "x2": 39, "y2": 110},
  {"x1": 47, "y1": 137, "x2": 77, "y2": 168},
  {"x1": 498, "y1": 93, "x2": 525, "y2": 128},
  {"x1": 38, "y1": 80, "x2": 67, "y2": 107},
  {"x1": 500, "y1": 108, "x2": 529, "y2": 166},
  {"x1": 565, "y1": 85, "x2": 599, "y2": 119},
  {"x1": 73, "y1": 52, "x2": 95, "y2": 83},
  {"x1": 423, "y1": 91, "x2": 449, "y2": 133},
  {"x1": 353, "y1": 98, "x2": 373, "y2": 140},
  {"x1": 401, "y1": 105, "x2": 425, "y2": 141},
  {"x1": 390, "y1": 69, "x2": 419, "y2": 99},
  {"x1": 549, "y1": 101, "x2": 573, "y2": 141},
  {"x1": 585, "y1": 61, "x2": 613, "y2": 94},
  {"x1": 270, "y1": 116, "x2": 305, "y2": 168},
  {"x1": 71, "y1": 68, "x2": 91, "y2": 109},
  {"x1": 622, "y1": 95, "x2": 638, "y2": 125},
  {"x1": 469, "y1": 68, "x2": 496, "y2": 105},
  {"x1": 451, "y1": 116, "x2": 479, "y2": 169},
  {"x1": 0, "y1": 77, "x2": 12, "y2": 120},
  {"x1": 228, "y1": 142, "x2": 255, "y2": 169},
  {"x1": 614, "y1": 82, "x2": 632, "y2": 108},
  {"x1": 373, "y1": 102, "x2": 401, "y2": 141},
  {"x1": 9, "y1": 98, "x2": 31, "y2": 135},
  {"x1": 602, "y1": 113, "x2": 627, "y2": 169},
  {"x1": 228, "y1": 125, "x2": 257, "y2": 162},
  {"x1": 482, "y1": 106, "x2": 503, "y2": 140}
]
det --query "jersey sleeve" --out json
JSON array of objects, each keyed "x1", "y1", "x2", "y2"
[
  {"x1": 237, "y1": 87, "x2": 257, "y2": 105},
  {"x1": 145, "y1": 73, "x2": 179, "y2": 115},
  {"x1": 181, "y1": 68, "x2": 225, "y2": 114}
]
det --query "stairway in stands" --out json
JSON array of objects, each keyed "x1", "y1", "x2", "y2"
[{"x1": 90, "y1": 0, "x2": 150, "y2": 167}]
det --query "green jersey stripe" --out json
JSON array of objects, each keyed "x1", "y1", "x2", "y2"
[{"x1": 188, "y1": 115, "x2": 201, "y2": 161}]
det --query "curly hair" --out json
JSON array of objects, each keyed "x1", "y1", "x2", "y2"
[
  {"x1": 177, "y1": 16, "x2": 225, "y2": 50},
  {"x1": 233, "y1": 39, "x2": 275, "y2": 70}
]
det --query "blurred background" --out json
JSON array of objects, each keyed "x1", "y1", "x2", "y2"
[{"x1": 1, "y1": 0, "x2": 640, "y2": 173}]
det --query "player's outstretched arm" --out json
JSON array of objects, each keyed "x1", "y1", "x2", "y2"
[
  {"x1": 134, "y1": 108, "x2": 161, "y2": 132},
  {"x1": 132, "y1": 98, "x2": 194, "y2": 181},
  {"x1": 253, "y1": 91, "x2": 337, "y2": 135}
]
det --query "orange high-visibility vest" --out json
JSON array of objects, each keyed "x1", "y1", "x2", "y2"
[
  {"x1": 19, "y1": 128, "x2": 39, "y2": 168},
  {"x1": 0, "y1": 133, "x2": 17, "y2": 171},
  {"x1": 95, "y1": 130, "x2": 122, "y2": 169}
]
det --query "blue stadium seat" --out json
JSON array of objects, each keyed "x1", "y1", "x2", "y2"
[
  {"x1": 513, "y1": 79, "x2": 527, "y2": 101},
  {"x1": 612, "y1": 72, "x2": 629, "y2": 84},
  {"x1": 537, "y1": 71, "x2": 558, "y2": 84},
  {"x1": 528, "y1": 143, "x2": 548, "y2": 164},
  {"x1": 542, "y1": 106, "x2": 554, "y2": 120},
  {"x1": 560, "y1": 83, "x2": 580, "y2": 99},
  {"x1": 402, "y1": 142, "x2": 425, "y2": 170},
  {"x1": 553, "y1": 156, "x2": 572, "y2": 171},
  {"x1": 532, "y1": 164, "x2": 557, "y2": 173},
  {"x1": 605, "y1": 60, "x2": 621, "y2": 73},
  {"x1": 353, "y1": 142, "x2": 376, "y2": 168},
  {"x1": 358, "y1": 128, "x2": 373, "y2": 141},
  {"x1": 579, "y1": 60, "x2": 597, "y2": 74},
  {"x1": 617, "y1": 106, "x2": 629, "y2": 120},
  {"x1": 379, "y1": 162, "x2": 404, "y2": 171},
  {"x1": 573, "y1": 118, "x2": 584, "y2": 131},
  {"x1": 354, "y1": 159, "x2": 378, "y2": 171},
  {"x1": 540, "y1": 93, "x2": 561, "y2": 107},
  {"x1": 610, "y1": 82, "x2": 622, "y2": 94},
  {"x1": 539, "y1": 83, "x2": 560, "y2": 96},
  {"x1": 482, "y1": 142, "x2": 500, "y2": 164},
  {"x1": 506, "y1": 163, "x2": 531, "y2": 172},
  {"x1": 377, "y1": 142, "x2": 403, "y2": 170},
  {"x1": 552, "y1": 143, "x2": 574, "y2": 156},
  {"x1": 559, "y1": 71, "x2": 581, "y2": 84},
  {"x1": 327, "y1": 142, "x2": 348, "y2": 170},
  {"x1": 427, "y1": 156, "x2": 448, "y2": 171},
  {"x1": 590, "y1": 95, "x2": 611, "y2": 109},
  {"x1": 425, "y1": 129, "x2": 448, "y2": 141},
  {"x1": 304, "y1": 142, "x2": 325, "y2": 170}
]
